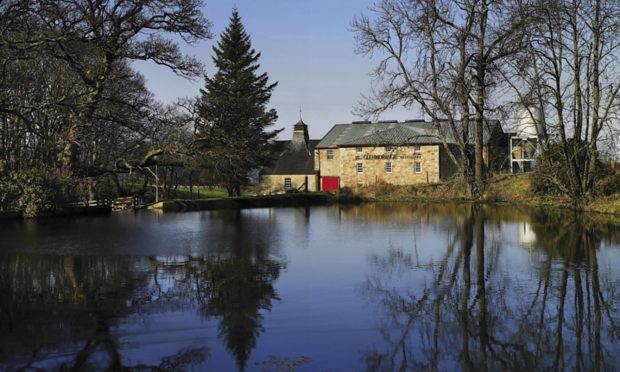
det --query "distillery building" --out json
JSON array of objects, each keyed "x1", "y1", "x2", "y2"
[
  {"x1": 314, "y1": 120, "x2": 507, "y2": 191},
  {"x1": 260, "y1": 118, "x2": 508, "y2": 192}
]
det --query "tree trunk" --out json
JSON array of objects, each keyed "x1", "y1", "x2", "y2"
[
  {"x1": 586, "y1": 0, "x2": 602, "y2": 197},
  {"x1": 473, "y1": 0, "x2": 489, "y2": 200},
  {"x1": 475, "y1": 207, "x2": 488, "y2": 370},
  {"x1": 61, "y1": 126, "x2": 78, "y2": 174},
  {"x1": 87, "y1": 177, "x2": 96, "y2": 201}
]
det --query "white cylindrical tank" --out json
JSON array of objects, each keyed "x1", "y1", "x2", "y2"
[{"x1": 516, "y1": 106, "x2": 541, "y2": 138}]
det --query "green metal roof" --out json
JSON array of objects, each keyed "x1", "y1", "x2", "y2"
[
  {"x1": 340, "y1": 125, "x2": 442, "y2": 146},
  {"x1": 315, "y1": 120, "x2": 502, "y2": 148},
  {"x1": 315, "y1": 123, "x2": 394, "y2": 149}
]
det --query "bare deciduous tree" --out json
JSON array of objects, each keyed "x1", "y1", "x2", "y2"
[
  {"x1": 506, "y1": 0, "x2": 620, "y2": 204},
  {"x1": 0, "y1": 1, "x2": 211, "y2": 210},
  {"x1": 2, "y1": 0, "x2": 211, "y2": 175},
  {"x1": 352, "y1": 0, "x2": 530, "y2": 198}
]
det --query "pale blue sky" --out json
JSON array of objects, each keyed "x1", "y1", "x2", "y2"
[{"x1": 134, "y1": 0, "x2": 413, "y2": 139}]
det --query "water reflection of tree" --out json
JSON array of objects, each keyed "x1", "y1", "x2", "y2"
[
  {"x1": 0, "y1": 210, "x2": 285, "y2": 371},
  {"x1": 527, "y1": 211, "x2": 620, "y2": 371},
  {"x1": 142, "y1": 254, "x2": 282, "y2": 371},
  {"x1": 199, "y1": 210, "x2": 283, "y2": 370},
  {"x1": 361, "y1": 207, "x2": 620, "y2": 371},
  {"x1": 1, "y1": 253, "x2": 283, "y2": 371},
  {"x1": 199, "y1": 255, "x2": 281, "y2": 370},
  {"x1": 147, "y1": 210, "x2": 285, "y2": 370},
  {"x1": 0, "y1": 255, "x2": 209, "y2": 370}
]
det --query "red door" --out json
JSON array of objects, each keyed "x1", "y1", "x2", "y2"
[{"x1": 321, "y1": 177, "x2": 339, "y2": 191}]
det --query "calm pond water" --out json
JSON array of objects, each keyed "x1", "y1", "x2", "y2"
[{"x1": 1, "y1": 204, "x2": 619, "y2": 371}]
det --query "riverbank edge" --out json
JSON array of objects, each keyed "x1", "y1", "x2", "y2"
[
  {"x1": 148, "y1": 192, "x2": 353, "y2": 212},
  {"x1": 148, "y1": 190, "x2": 582, "y2": 215},
  {"x1": 153, "y1": 173, "x2": 620, "y2": 215},
  {"x1": 0, "y1": 205, "x2": 112, "y2": 220},
  {"x1": 354, "y1": 173, "x2": 620, "y2": 215},
  {"x1": 4, "y1": 174, "x2": 620, "y2": 218}
]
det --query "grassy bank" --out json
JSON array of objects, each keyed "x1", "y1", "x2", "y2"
[
  {"x1": 9, "y1": 175, "x2": 620, "y2": 218},
  {"x1": 349, "y1": 173, "x2": 612, "y2": 211},
  {"x1": 483, "y1": 173, "x2": 573, "y2": 207},
  {"x1": 585, "y1": 197, "x2": 620, "y2": 214},
  {"x1": 126, "y1": 185, "x2": 243, "y2": 202},
  {"x1": 150, "y1": 175, "x2": 594, "y2": 214},
  {"x1": 486, "y1": 174, "x2": 620, "y2": 214},
  {"x1": 349, "y1": 173, "x2": 542, "y2": 202}
]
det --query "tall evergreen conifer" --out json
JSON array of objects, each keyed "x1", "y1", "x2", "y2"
[{"x1": 198, "y1": 10, "x2": 280, "y2": 196}]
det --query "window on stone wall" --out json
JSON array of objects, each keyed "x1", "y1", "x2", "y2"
[
  {"x1": 414, "y1": 162, "x2": 422, "y2": 173},
  {"x1": 356, "y1": 147, "x2": 363, "y2": 153},
  {"x1": 356, "y1": 162, "x2": 364, "y2": 173},
  {"x1": 414, "y1": 144, "x2": 421, "y2": 151},
  {"x1": 385, "y1": 162, "x2": 392, "y2": 173},
  {"x1": 327, "y1": 150, "x2": 333, "y2": 160},
  {"x1": 284, "y1": 178, "x2": 292, "y2": 189}
]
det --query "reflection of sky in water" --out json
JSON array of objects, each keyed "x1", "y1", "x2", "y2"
[{"x1": 1, "y1": 205, "x2": 619, "y2": 370}]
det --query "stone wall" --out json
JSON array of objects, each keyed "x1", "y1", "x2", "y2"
[
  {"x1": 338, "y1": 145, "x2": 441, "y2": 188},
  {"x1": 260, "y1": 174, "x2": 318, "y2": 193},
  {"x1": 315, "y1": 149, "x2": 340, "y2": 176}
]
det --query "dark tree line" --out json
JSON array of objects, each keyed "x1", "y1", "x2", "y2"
[
  {"x1": 0, "y1": 0, "x2": 211, "y2": 172},
  {"x1": 0, "y1": 0, "x2": 211, "y2": 214},
  {"x1": 0, "y1": 3, "x2": 280, "y2": 214}
]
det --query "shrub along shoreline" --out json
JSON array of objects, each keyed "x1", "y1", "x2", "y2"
[
  {"x1": 351, "y1": 173, "x2": 620, "y2": 215},
  {"x1": 4, "y1": 172, "x2": 620, "y2": 219},
  {"x1": 151, "y1": 173, "x2": 618, "y2": 215}
]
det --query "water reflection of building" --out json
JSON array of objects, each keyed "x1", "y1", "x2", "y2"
[
  {"x1": 518, "y1": 222, "x2": 537, "y2": 246},
  {"x1": 336, "y1": 203, "x2": 466, "y2": 232}
]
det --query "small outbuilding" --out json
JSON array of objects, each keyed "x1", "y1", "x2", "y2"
[{"x1": 260, "y1": 119, "x2": 320, "y2": 192}]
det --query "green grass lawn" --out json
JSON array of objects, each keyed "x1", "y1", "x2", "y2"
[
  {"x1": 128, "y1": 185, "x2": 249, "y2": 202},
  {"x1": 172, "y1": 185, "x2": 231, "y2": 199}
]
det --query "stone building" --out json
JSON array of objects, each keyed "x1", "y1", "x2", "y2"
[
  {"x1": 314, "y1": 120, "x2": 507, "y2": 190},
  {"x1": 260, "y1": 119, "x2": 320, "y2": 192}
]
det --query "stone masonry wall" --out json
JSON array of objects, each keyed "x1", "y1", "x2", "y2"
[
  {"x1": 338, "y1": 145, "x2": 440, "y2": 188},
  {"x1": 315, "y1": 149, "x2": 340, "y2": 176},
  {"x1": 260, "y1": 174, "x2": 318, "y2": 193}
]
